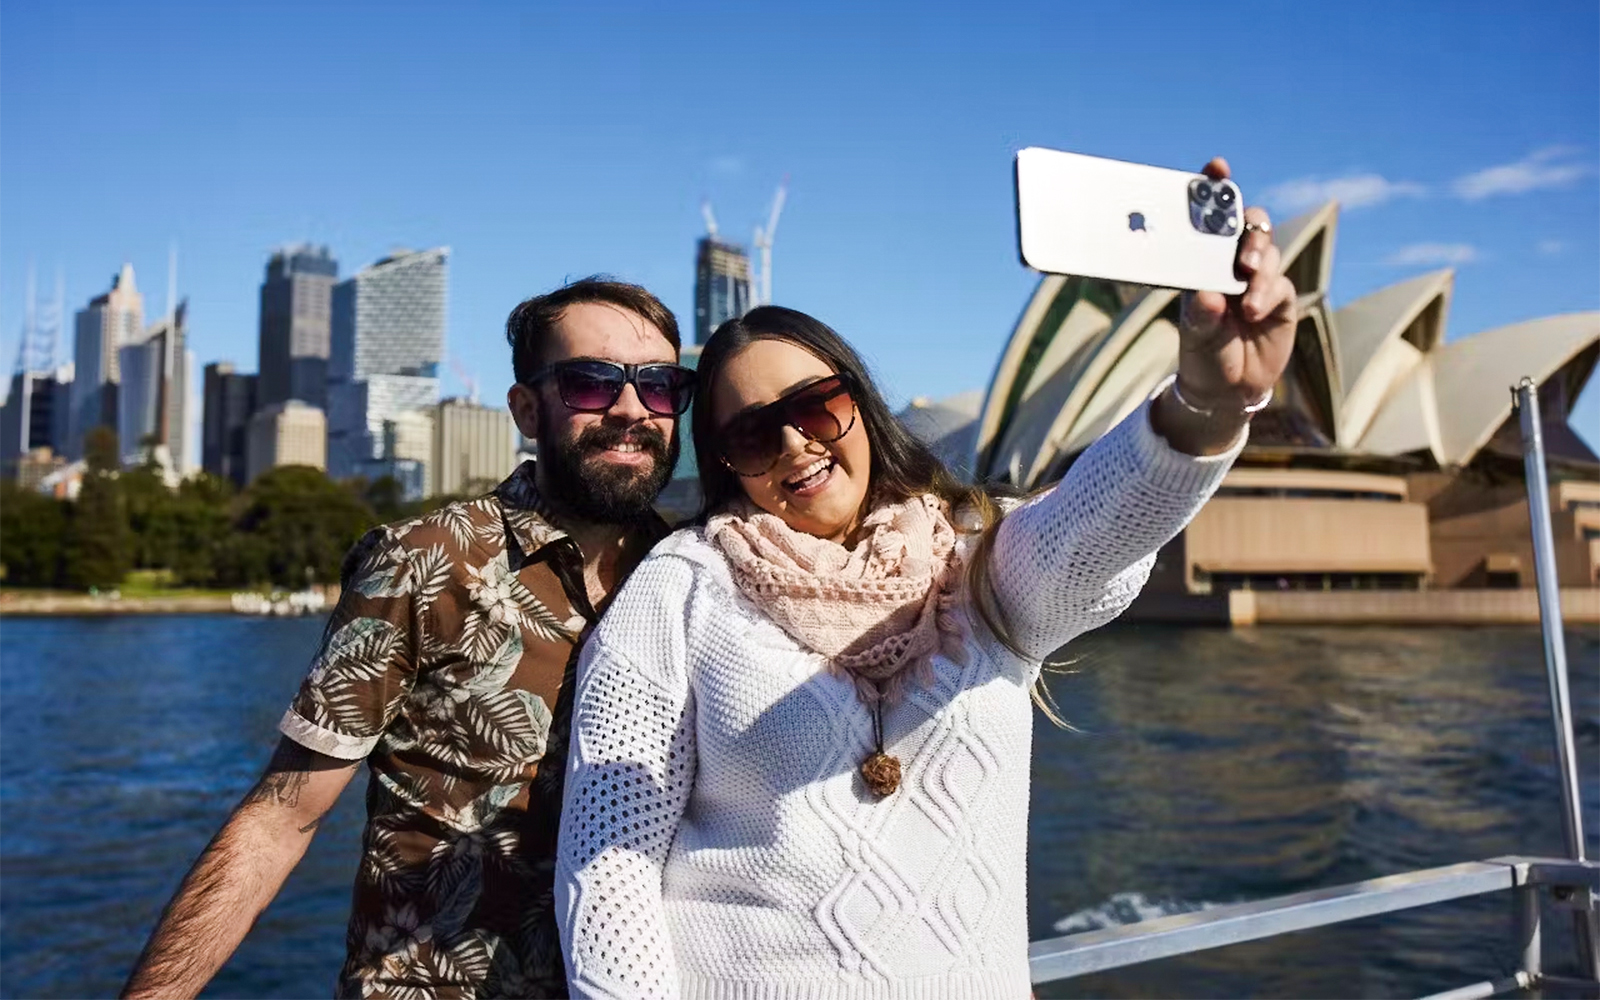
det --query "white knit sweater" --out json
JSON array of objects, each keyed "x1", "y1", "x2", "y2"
[{"x1": 556, "y1": 395, "x2": 1241, "y2": 1000}]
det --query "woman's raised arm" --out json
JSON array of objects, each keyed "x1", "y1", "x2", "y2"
[
  {"x1": 985, "y1": 390, "x2": 1240, "y2": 663},
  {"x1": 985, "y1": 157, "x2": 1297, "y2": 664}
]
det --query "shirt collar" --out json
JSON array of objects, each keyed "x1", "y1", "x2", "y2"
[
  {"x1": 495, "y1": 461, "x2": 569, "y2": 558},
  {"x1": 493, "y1": 460, "x2": 672, "y2": 561}
]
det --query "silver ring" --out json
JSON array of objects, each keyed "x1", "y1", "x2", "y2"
[{"x1": 1243, "y1": 218, "x2": 1273, "y2": 235}]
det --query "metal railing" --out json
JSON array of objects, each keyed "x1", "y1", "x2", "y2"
[
  {"x1": 1027, "y1": 855, "x2": 1597, "y2": 996},
  {"x1": 1026, "y1": 379, "x2": 1599, "y2": 998}
]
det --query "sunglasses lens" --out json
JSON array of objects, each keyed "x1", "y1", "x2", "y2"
[
  {"x1": 718, "y1": 376, "x2": 854, "y2": 477},
  {"x1": 636, "y1": 366, "x2": 695, "y2": 416},
  {"x1": 557, "y1": 365, "x2": 624, "y2": 411},
  {"x1": 720, "y1": 413, "x2": 783, "y2": 476},
  {"x1": 788, "y1": 379, "x2": 853, "y2": 443}
]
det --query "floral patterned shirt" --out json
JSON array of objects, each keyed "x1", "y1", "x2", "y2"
[{"x1": 279, "y1": 463, "x2": 666, "y2": 999}]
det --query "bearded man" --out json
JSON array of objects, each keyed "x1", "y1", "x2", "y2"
[{"x1": 124, "y1": 278, "x2": 695, "y2": 999}]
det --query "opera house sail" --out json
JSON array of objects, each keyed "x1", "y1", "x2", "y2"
[{"x1": 964, "y1": 200, "x2": 1598, "y2": 621}]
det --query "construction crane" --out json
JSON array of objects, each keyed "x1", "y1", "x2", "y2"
[
  {"x1": 701, "y1": 200, "x2": 720, "y2": 239},
  {"x1": 9, "y1": 262, "x2": 63, "y2": 455},
  {"x1": 752, "y1": 177, "x2": 788, "y2": 307},
  {"x1": 447, "y1": 354, "x2": 480, "y2": 405}
]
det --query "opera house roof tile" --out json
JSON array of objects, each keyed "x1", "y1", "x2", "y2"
[{"x1": 1360, "y1": 312, "x2": 1600, "y2": 466}]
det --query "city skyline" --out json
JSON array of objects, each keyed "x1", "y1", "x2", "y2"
[
  {"x1": 2, "y1": 2, "x2": 1596, "y2": 449},
  {"x1": 0, "y1": 236, "x2": 519, "y2": 500}
]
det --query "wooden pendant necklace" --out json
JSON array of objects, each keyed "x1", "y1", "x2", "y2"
[{"x1": 859, "y1": 700, "x2": 902, "y2": 797}]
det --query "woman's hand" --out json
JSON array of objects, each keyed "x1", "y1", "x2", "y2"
[{"x1": 1152, "y1": 156, "x2": 1298, "y2": 456}]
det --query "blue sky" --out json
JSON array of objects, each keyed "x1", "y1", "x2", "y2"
[{"x1": 3, "y1": 0, "x2": 1597, "y2": 445}]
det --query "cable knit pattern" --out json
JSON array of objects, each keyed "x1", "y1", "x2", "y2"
[{"x1": 556, "y1": 392, "x2": 1240, "y2": 1000}]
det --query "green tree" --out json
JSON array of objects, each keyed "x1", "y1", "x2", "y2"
[
  {"x1": 218, "y1": 465, "x2": 375, "y2": 588},
  {"x1": 167, "y1": 474, "x2": 235, "y2": 587},
  {"x1": 122, "y1": 462, "x2": 178, "y2": 570},
  {"x1": 64, "y1": 426, "x2": 132, "y2": 590},
  {"x1": 361, "y1": 474, "x2": 407, "y2": 522},
  {"x1": 0, "y1": 479, "x2": 69, "y2": 586}
]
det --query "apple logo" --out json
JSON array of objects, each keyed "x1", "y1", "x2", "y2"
[{"x1": 1128, "y1": 212, "x2": 1147, "y2": 233}]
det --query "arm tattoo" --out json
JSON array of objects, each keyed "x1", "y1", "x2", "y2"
[
  {"x1": 239, "y1": 738, "x2": 360, "y2": 819},
  {"x1": 243, "y1": 768, "x2": 312, "y2": 809}
]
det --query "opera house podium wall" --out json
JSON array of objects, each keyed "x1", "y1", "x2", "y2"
[{"x1": 962, "y1": 199, "x2": 1600, "y2": 625}]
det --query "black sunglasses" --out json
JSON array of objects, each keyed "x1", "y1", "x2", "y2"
[
  {"x1": 716, "y1": 373, "x2": 859, "y2": 477},
  {"x1": 527, "y1": 360, "x2": 696, "y2": 416}
]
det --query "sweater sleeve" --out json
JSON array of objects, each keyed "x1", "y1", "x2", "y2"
[
  {"x1": 987, "y1": 381, "x2": 1242, "y2": 664},
  {"x1": 556, "y1": 554, "x2": 699, "y2": 1000}
]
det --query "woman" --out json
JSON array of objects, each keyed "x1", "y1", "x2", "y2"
[{"x1": 556, "y1": 161, "x2": 1296, "y2": 999}]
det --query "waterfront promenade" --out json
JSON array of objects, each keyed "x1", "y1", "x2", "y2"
[
  {"x1": 0, "y1": 585, "x2": 340, "y2": 617},
  {"x1": 0, "y1": 591, "x2": 233, "y2": 615}
]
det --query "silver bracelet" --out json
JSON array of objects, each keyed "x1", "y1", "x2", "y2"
[{"x1": 1169, "y1": 379, "x2": 1273, "y2": 419}]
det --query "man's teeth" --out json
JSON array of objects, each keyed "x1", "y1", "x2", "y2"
[{"x1": 607, "y1": 443, "x2": 643, "y2": 453}]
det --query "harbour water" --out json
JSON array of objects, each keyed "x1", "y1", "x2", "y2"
[{"x1": 0, "y1": 616, "x2": 1595, "y2": 998}]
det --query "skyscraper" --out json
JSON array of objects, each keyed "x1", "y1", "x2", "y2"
[
  {"x1": 326, "y1": 247, "x2": 448, "y2": 479},
  {"x1": 430, "y1": 397, "x2": 516, "y2": 497},
  {"x1": 0, "y1": 367, "x2": 70, "y2": 478},
  {"x1": 202, "y1": 362, "x2": 258, "y2": 487},
  {"x1": 71, "y1": 263, "x2": 143, "y2": 457},
  {"x1": 330, "y1": 247, "x2": 448, "y2": 382},
  {"x1": 258, "y1": 244, "x2": 337, "y2": 410},
  {"x1": 1, "y1": 265, "x2": 69, "y2": 476},
  {"x1": 374, "y1": 409, "x2": 433, "y2": 501},
  {"x1": 117, "y1": 301, "x2": 192, "y2": 471},
  {"x1": 327, "y1": 374, "x2": 440, "y2": 481},
  {"x1": 694, "y1": 237, "x2": 751, "y2": 345},
  {"x1": 247, "y1": 400, "x2": 326, "y2": 482}
]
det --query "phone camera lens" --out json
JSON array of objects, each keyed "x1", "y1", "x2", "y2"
[
  {"x1": 1192, "y1": 180, "x2": 1213, "y2": 203},
  {"x1": 1214, "y1": 185, "x2": 1236, "y2": 208},
  {"x1": 1205, "y1": 208, "x2": 1228, "y2": 233}
]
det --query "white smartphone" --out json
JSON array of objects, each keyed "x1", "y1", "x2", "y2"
[{"x1": 1015, "y1": 147, "x2": 1248, "y2": 294}]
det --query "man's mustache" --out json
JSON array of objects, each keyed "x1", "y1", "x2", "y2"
[{"x1": 576, "y1": 422, "x2": 670, "y2": 461}]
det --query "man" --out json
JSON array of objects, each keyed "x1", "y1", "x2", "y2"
[{"x1": 123, "y1": 278, "x2": 696, "y2": 999}]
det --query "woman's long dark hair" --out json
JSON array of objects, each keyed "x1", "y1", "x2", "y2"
[
  {"x1": 691, "y1": 306, "x2": 1067, "y2": 723},
  {"x1": 692, "y1": 306, "x2": 981, "y2": 520}
]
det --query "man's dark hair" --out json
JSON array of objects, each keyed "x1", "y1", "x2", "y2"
[{"x1": 505, "y1": 276, "x2": 681, "y2": 384}]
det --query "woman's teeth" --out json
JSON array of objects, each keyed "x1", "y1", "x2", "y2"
[{"x1": 785, "y1": 459, "x2": 834, "y2": 491}]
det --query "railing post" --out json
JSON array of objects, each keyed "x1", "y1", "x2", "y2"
[
  {"x1": 1515, "y1": 883, "x2": 1543, "y2": 998},
  {"x1": 1513, "y1": 378, "x2": 1599, "y2": 981}
]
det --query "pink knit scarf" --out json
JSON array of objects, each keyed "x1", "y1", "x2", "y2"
[{"x1": 705, "y1": 493, "x2": 968, "y2": 705}]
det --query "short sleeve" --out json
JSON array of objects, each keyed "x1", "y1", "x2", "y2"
[{"x1": 278, "y1": 526, "x2": 419, "y2": 760}]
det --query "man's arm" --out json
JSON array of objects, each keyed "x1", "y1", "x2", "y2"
[{"x1": 121, "y1": 736, "x2": 361, "y2": 1000}]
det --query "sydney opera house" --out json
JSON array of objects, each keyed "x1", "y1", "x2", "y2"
[{"x1": 903, "y1": 199, "x2": 1599, "y2": 621}]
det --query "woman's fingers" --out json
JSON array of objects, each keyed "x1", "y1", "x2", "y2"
[
  {"x1": 1265, "y1": 274, "x2": 1298, "y2": 325},
  {"x1": 1182, "y1": 290, "x2": 1228, "y2": 340},
  {"x1": 1237, "y1": 206, "x2": 1275, "y2": 277},
  {"x1": 1241, "y1": 242, "x2": 1283, "y2": 322},
  {"x1": 1201, "y1": 157, "x2": 1231, "y2": 181}
]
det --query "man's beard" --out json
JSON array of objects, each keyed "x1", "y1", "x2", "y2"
[{"x1": 538, "y1": 417, "x2": 677, "y2": 525}]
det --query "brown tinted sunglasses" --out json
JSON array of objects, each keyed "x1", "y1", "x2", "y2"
[{"x1": 716, "y1": 373, "x2": 859, "y2": 477}]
